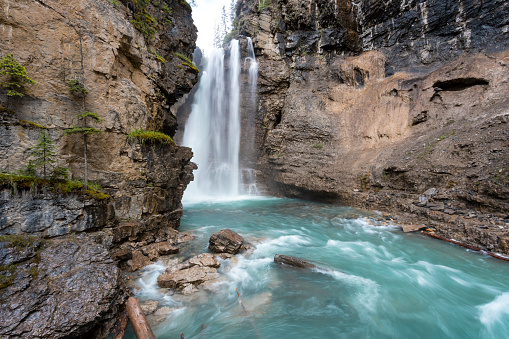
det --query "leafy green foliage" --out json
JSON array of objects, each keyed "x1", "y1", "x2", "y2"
[
  {"x1": 258, "y1": 0, "x2": 271, "y2": 11},
  {"x1": 28, "y1": 131, "x2": 57, "y2": 179},
  {"x1": 50, "y1": 166, "x2": 70, "y2": 180},
  {"x1": 128, "y1": 0, "x2": 175, "y2": 42},
  {"x1": 0, "y1": 54, "x2": 36, "y2": 97},
  {"x1": 128, "y1": 129, "x2": 175, "y2": 145},
  {"x1": 76, "y1": 112, "x2": 103, "y2": 122},
  {"x1": 64, "y1": 127, "x2": 102, "y2": 135},
  {"x1": 67, "y1": 78, "x2": 89, "y2": 95},
  {"x1": 0, "y1": 173, "x2": 110, "y2": 200},
  {"x1": 175, "y1": 52, "x2": 198, "y2": 72}
]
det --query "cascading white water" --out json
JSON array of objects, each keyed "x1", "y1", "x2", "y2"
[
  {"x1": 240, "y1": 37, "x2": 260, "y2": 195},
  {"x1": 182, "y1": 41, "x2": 242, "y2": 200},
  {"x1": 246, "y1": 37, "x2": 258, "y2": 90}
]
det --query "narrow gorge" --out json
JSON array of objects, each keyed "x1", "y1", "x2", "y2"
[{"x1": 0, "y1": 0, "x2": 508, "y2": 338}]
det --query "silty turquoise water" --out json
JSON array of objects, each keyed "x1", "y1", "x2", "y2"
[{"x1": 125, "y1": 198, "x2": 509, "y2": 339}]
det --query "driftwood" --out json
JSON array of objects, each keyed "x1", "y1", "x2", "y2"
[
  {"x1": 274, "y1": 254, "x2": 319, "y2": 269},
  {"x1": 421, "y1": 231, "x2": 509, "y2": 262},
  {"x1": 111, "y1": 310, "x2": 129, "y2": 339},
  {"x1": 126, "y1": 297, "x2": 156, "y2": 339}
]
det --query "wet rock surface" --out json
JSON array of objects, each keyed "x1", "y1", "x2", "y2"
[
  {"x1": 230, "y1": 0, "x2": 509, "y2": 254},
  {"x1": 208, "y1": 229, "x2": 244, "y2": 254},
  {"x1": 0, "y1": 235, "x2": 128, "y2": 338},
  {"x1": 0, "y1": 0, "x2": 197, "y2": 246},
  {"x1": 157, "y1": 253, "x2": 222, "y2": 293}
]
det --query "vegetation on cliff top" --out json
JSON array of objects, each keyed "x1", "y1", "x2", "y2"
[
  {"x1": 0, "y1": 173, "x2": 110, "y2": 200},
  {"x1": 128, "y1": 129, "x2": 175, "y2": 145}
]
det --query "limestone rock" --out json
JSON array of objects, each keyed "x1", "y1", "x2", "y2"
[
  {"x1": 141, "y1": 242, "x2": 179, "y2": 261},
  {"x1": 188, "y1": 253, "x2": 221, "y2": 268},
  {"x1": 126, "y1": 250, "x2": 152, "y2": 272},
  {"x1": 157, "y1": 266, "x2": 219, "y2": 289},
  {"x1": 401, "y1": 225, "x2": 423, "y2": 233},
  {"x1": 208, "y1": 229, "x2": 244, "y2": 254},
  {"x1": 0, "y1": 236, "x2": 128, "y2": 338},
  {"x1": 140, "y1": 300, "x2": 159, "y2": 315}
]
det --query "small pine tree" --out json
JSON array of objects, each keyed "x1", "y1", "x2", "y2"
[
  {"x1": 64, "y1": 112, "x2": 102, "y2": 187},
  {"x1": 28, "y1": 130, "x2": 57, "y2": 179},
  {"x1": 0, "y1": 54, "x2": 36, "y2": 97}
]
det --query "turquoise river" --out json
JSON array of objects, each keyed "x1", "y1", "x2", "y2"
[{"x1": 126, "y1": 198, "x2": 509, "y2": 339}]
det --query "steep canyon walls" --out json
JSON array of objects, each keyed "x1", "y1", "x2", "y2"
[
  {"x1": 0, "y1": 0, "x2": 198, "y2": 244},
  {"x1": 234, "y1": 0, "x2": 509, "y2": 253}
]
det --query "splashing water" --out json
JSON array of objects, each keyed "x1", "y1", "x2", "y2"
[
  {"x1": 126, "y1": 199, "x2": 509, "y2": 339},
  {"x1": 182, "y1": 41, "x2": 242, "y2": 201}
]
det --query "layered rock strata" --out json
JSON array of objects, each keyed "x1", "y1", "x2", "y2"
[
  {"x1": 0, "y1": 0, "x2": 197, "y2": 248},
  {"x1": 233, "y1": 0, "x2": 509, "y2": 254}
]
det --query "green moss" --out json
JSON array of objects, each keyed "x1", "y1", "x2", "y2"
[
  {"x1": 0, "y1": 107, "x2": 16, "y2": 115},
  {"x1": 180, "y1": 0, "x2": 192, "y2": 11},
  {"x1": 0, "y1": 272, "x2": 14, "y2": 289},
  {"x1": 175, "y1": 53, "x2": 198, "y2": 73},
  {"x1": 128, "y1": 129, "x2": 175, "y2": 145},
  {"x1": 0, "y1": 234, "x2": 40, "y2": 250},
  {"x1": 19, "y1": 120, "x2": 48, "y2": 129},
  {"x1": 0, "y1": 173, "x2": 109, "y2": 200},
  {"x1": 258, "y1": 0, "x2": 271, "y2": 11}
]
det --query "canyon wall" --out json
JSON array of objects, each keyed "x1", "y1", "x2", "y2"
[
  {"x1": 234, "y1": 0, "x2": 509, "y2": 253},
  {"x1": 0, "y1": 0, "x2": 198, "y2": 245},
  {"x1": 0, "y1": 0, "x2": 198, "y2": 336}
]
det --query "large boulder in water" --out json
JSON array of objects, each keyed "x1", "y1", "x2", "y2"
[
  {"x1": 157, "y1": 253, "x2": 221, "y2": 292},
  {"x1": 0, "y1": 235, "x2": 128, "y2": 338},
  {"x1": 208, "y1": 229, "x2": 244, "y2": 254}
]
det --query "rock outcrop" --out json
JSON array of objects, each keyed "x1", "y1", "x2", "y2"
[
  {"x1": 157, "y1": 253, "x2": 221, "y2": 294},
  {"x1": 0, "y1": 0, "x2": 198, "y2": 245},
  {"x1": 0, "y1": 235, "x2": 128, "y2": 338},
  {"x1": 208, "y1": 229, "x2": 244, "y2": 254},
  {"x1": 232, "y1": 0, "x2": 509, "y2": 254}
]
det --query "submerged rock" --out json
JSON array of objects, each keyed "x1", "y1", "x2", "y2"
[
  {"x1": 274, "y1": 254, "x2": 318, "y2": 269},
  {"x1": 0, "y1": 236, "x2": 128, "y2": 338},
  {"x1": 208, "y1": 229, "x2": 244, "y2": 254}
]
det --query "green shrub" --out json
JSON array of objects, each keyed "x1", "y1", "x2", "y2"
[
  {"x1": 67, "y1": 78, "x2": 88, "y2": 95},
  {"x1": 128, "y1": 129, "x2": 175, "y2": 145},
  {"x1": 0, "y1": 54, "x2": 36, "y2": 97}
]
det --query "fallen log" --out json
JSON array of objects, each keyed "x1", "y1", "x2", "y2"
[
  {"x1": 126, "y1": 297, "x2": 156, "y2": 339},
  {"x1": 111, "y1": 310, "x2": 129, "y2": 339},
  {"x1": 274, "y1": 254, "x2": 319, "y2": 269},
  {"x1": 421, "y1": 231, "x2": 509, "y2": 262}
]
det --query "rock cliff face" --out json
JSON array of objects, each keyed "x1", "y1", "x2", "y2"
[
  {"x1": 0, "y1": 0, "x2": 197, "y2": 244},
  {"x1": 0, "y1": 235, "x2": 128, "y2": 338},
  {"x1": 234, "y1": 0, "x2": 509, "y2": 253},
  {"x1": 0, "y1": 0, "x2": 199, "y2": 336}
]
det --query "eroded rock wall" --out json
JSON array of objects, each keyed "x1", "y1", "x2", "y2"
[
  {"x1": 0, "y1": 0, "x2": 198, "y2": 244},
  {"x1": 235, "y1": 0, "x2": 509, "y2": 253}
]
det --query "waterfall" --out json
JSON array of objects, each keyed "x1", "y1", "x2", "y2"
[
  {"x1": 182, "y1": 40, "x2": 243, "y2": 200},
  {"x1": 246, "y1": 37, "x2": 258, "y2": 90},
  {"x1": 242, "y1": 37, "x2": 260, "y2": 195}
]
